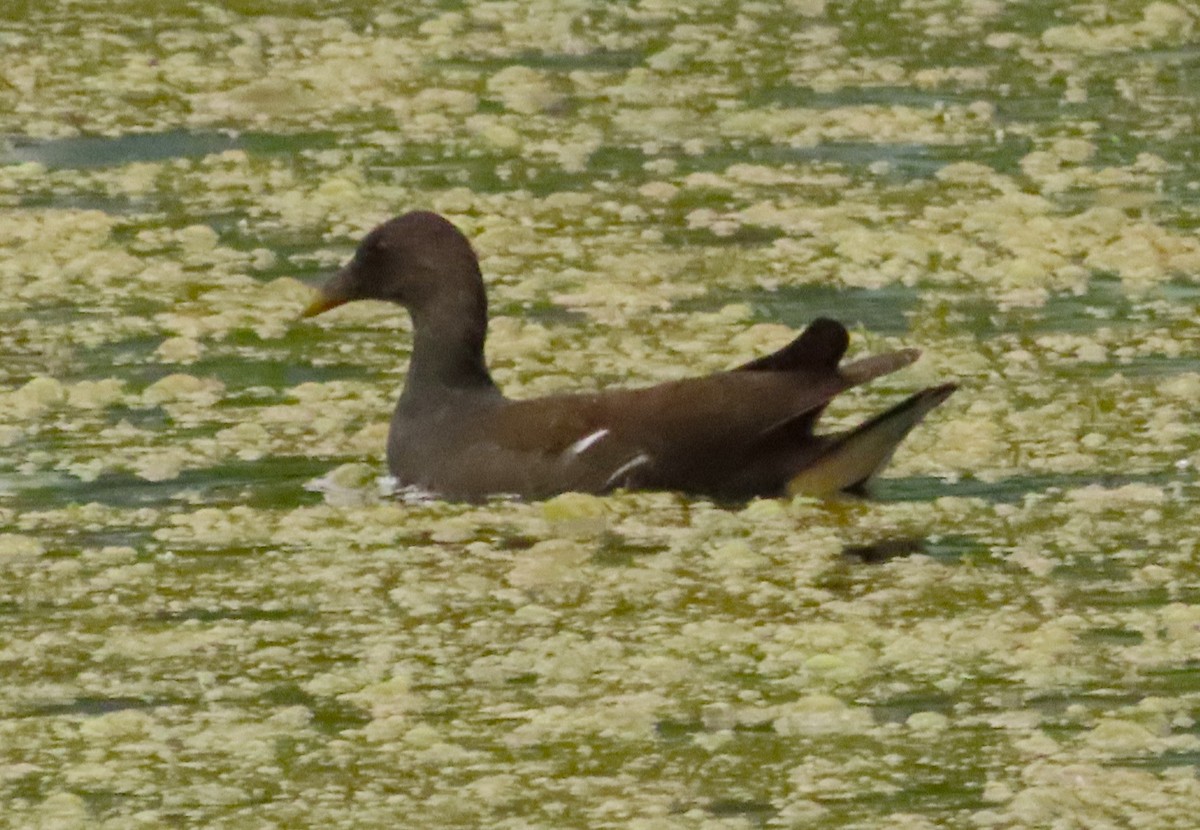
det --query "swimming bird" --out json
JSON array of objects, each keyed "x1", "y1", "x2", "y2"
[{"x1": 302, "y1": 211, "x2": 955, "y2": 501}]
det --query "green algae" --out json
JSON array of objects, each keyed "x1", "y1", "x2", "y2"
[{"x1": 2, "y1": 1, "x2": 1200, "y2": 828}]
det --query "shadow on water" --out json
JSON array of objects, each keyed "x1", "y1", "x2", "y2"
[{"x1": 841, "y1": 536, "x2": 928, "y2": 564}]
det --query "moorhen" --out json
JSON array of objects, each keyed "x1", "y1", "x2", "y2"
[{"x1": 302, "y1": 211, "x2": 956, "y2": 501}]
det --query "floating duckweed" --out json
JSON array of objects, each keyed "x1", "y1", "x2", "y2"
[
  {"x1": 142, "y1": 374, "x2": 225, "y2": 407},
  {"x1": 65, "y1": 378, "x2": 125, "y2": 409},
  {"x1": 0, "y1": 534, "x2": 44, "y2": 559},
  {"x1": 213, "y1": 422, "x2": 271, "y2": 461},
  {"x1": 154, "y1": 335, "x2": 203, "y2": 364},
  {"x1": 30, "y1": 792, "x2": 89, "y2": 827},
  {"x1": 77, "y1": 708, "x2": 154, "y2": 741},
  {"x1": 707, "y1": 540, "x2": 767, "y2": 571},
  {"x1": 11, "y1": 376, "x2": 66, "y2": 416},
  {"x1": 906, "y1": 711, "x2": 950, "y2": 733},
  {"x1": 507, "y1": 539, "x2": 593, "y2": 590},
  {"x1": 3, "y1": 1, "x2": 1200, "y2": 827},
  {"x1": 773, "y1": 694, "x2": 875, "y2": 736},
  {"x1": 1041, "y1": 2, "x2": 1196, "y2": 52},
  {"x1": 132, "y1": 449, "x2": 186, "y2": 482},
  {"x1": 1065, "y1": 483, "x2": 1167, "y2": 513},
  {"x1": 541, "y1": 492, "x2": 609, "y2": 537},
  {"x1": 486, "y1": 65, "x2": 565, "y2": 116},
  {"x1": 305, "y1": 462, "x2": 380, "y2": 507}
]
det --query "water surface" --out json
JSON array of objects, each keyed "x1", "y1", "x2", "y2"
[{"x1": 2, "y1": 2, "x2": 1200, "y2": 827}]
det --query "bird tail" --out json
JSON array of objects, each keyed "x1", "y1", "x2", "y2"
[{"x1": 786, "y1": 383, "x2": 957, "y2": 497}]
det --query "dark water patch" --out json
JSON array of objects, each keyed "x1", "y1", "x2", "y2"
[
  {"x1": 1075, "y1": 586, "x2": 1171, "y2": 610},
  {"x1": 99, "y1": 405, "x2": 172, "y2": 433},
  {"x1": 434, "y1": 48, "x2": 644, "y2": 73},
  {"x1": 1026, "y1": 687, "x2": 1143, "y2": 713},
  {"x1": 176, "y1": 458, "x2": 334, "y2": 510},
  {"x1": 426, "y1": 138, "x2": 1004, "y2": 199},
  {"x1": 404, "y1": 145, "x2": 652, "y2": 196},
  {"x1": 2, "y1": 130, "x2": 242, "y2": 169},
  {"x1": 841, "y1": 535, "x2": 983, "y2": 565},
  {"x1": 662, "y1": 224, "x2": 788, "y2": 247},
  {"x1": 704, "y1": 797, "x2": 774, "y2": 823},
  {"x1": 504, "y1": 672, "x2": 539, "y2": 686},
  {"x1": 10, "y1": 472, "x2": 179, "y2": 510},
  {"x1": 262, "y1": 682, "x2": 371, "y2": 734},
  {"x1": 656, "y1": 716, "x2": 779, "y2": 738},
  {"x1": 5, "y1": 766, "x2": 45, "y2": 802},
  {"x1": 656, "y1": 717, "x2": 703, "y2": 740},
  {"x1": 10, "y1": 457, "x2": 329, "y2": 512},
  {"x1": 591, "y1": 534, "x2": 670, "y2": 566},
  {"x1": 1052, "y1": 555, "x2": 1138, "y2": 584},
  {"x1": 1068, "y1": 353, "x2": 1200, "y2": 379},
  {"x1": 874, "y1": 691, "x2": 957, "y2": 724},
  {"x1": 72, "y1": 527, "x2": 157, "y2": 550},
  {"x1": 153, "y1": 606, "x2": 309, "y2": 623},
  {"x1": 729, "y1": 138, "x2": 1032, "y2": 179},
  {"x1": 178, "y1": 350, "x2": 382, "y2": 392},
  {"x1": 360, "y1": 136, "x2": 1015, "y2": 199},
  {"x1": 676, "y1": 283, "x2": 918, "y2": 335},
  {"x1": 952, "y1": 277, "x2": 1169, "y2": 337},
  {"x1": 11, "y1": 190, "x2": 162, "y2": 214},
  {"x1": 491, "y1": 298, "x2": 593, "y2": 327},
  {"x1": 686, "y1": 141, "x2": 947, "y2": 179},
  {"x1": 842, "y1": 537, "x2": 927, "y2": 564},
  {"x1": 239, "y1": 130, "x2": 342, "y2": 156},
  {"x1": 164, "y1": 543, "x2": 282, "y2": 560},
  {"x1": 852, "y1": 774, "x2": 988, "y2": 816},
  {"x1": 750, "y1": 84, "x2": 976, "y2": 110},
  {"x1": 1080, "y1": 627, "x2": 1146, "y2": 646},
  {"x1": 924, "y1": 535, "x2": 990, "y2": 561},
  {"x1": 1, "y1": 128, "x2": 344, "y2": 171},
  {"x1": 872, "y1": 469, "x2": 1192, "y2": 504},
  {"x1": 24, "y1": 695, "x2": 163, "y2": 718},
  {"x1": 758, "y1": 283, "x2": 917, "y2": 334},
  {"x1": 1144, "y1": 664, "x2": 1200, "y2": 685},
  {"x1": 1007, "y1": 281, "x2": 1132, "y2": 334},
  {"x1": 59, "y1": 335, "x2": 165, "y2": 382},
  {"x1": 872, "y1": 475, "x2": 998, "y2": 501},
  {"x1": 998, "y1": 44, "x2": 1199, "y2": 120},
  {"x1": 88, "y1": 348, "x2": 383, "y2": 392},
  {"x1": 1122, "y1": 749, "x2": 1200, "y2": 771}
]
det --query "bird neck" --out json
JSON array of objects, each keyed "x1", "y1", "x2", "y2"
[{"x1": 401, "y1": 281, "x2": 498, "y2": 404}]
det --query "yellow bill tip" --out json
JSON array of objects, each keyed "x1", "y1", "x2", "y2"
[{"x1": 300, "y1": 291, "x2": 347, "y2": 318}]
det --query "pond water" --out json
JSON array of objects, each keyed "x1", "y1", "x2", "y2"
[{"x1": 2, "y1": 1, "x2": 1200, "y2": 828}]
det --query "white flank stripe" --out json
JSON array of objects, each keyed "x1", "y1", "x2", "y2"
[
  {"x1": 604, "y1": 453, "x2": 651, "y2": 489},
  {"x1": 567, "y1": 428, "x2": 610, "y2": 456}
]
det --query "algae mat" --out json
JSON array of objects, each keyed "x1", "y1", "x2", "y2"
[{"x1": 2, "y1": 1, "x2": 1200, "y2": 827}]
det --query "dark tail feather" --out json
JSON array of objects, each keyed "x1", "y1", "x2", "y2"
[
  {"x1": 786, "y1": 383, "x2": 957, "y2": 497},
  {"x1": 735, "y1": 318, "x2": 849, "y2": 373}
]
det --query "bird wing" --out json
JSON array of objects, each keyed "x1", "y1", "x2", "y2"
[{"x1": 447, "y1": 318, "x2": 930, "y2": 498}]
